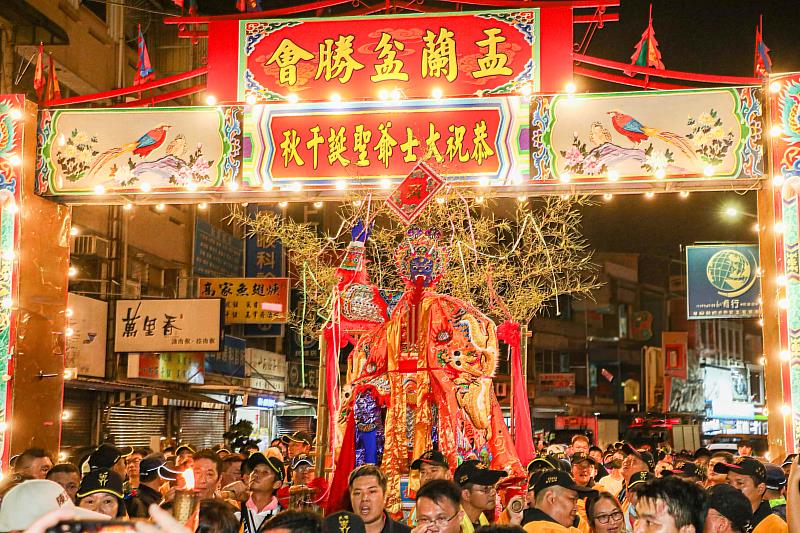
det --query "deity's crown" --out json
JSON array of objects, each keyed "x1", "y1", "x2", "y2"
[{"x1": 394, "y1": 226, "x2": 448, "y2": 287}]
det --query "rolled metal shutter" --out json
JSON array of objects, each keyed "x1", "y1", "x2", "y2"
[
  {"x1": 178, "y1": 410, "x2": 227, "y2": 450},
  {"x1": 275, "y1": 416, "x2": 314, "y2": 438},
  {"x1": 105, "y1": 406, "x2": 167, "y2": 448},
  {"x1": 62, "y1": 389, "x2": 95, "y2": 451}
]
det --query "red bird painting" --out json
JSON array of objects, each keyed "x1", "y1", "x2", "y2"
[
  {"x1": 87, "y1": 124, "x2": 172, "y2": 177},
  {"x1": 607, "y1": 110, "x2": 697, "y2": 161}
]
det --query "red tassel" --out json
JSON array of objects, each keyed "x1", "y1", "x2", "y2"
[
  {"x1": 498, "y1": 320, "x2": 535, "y2": 466},
  {"x1": 325, "y1": 412, "x2": 356, "y2": 514}
]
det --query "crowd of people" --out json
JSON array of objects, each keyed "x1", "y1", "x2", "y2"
[{"x1": 0, "y1": 432, "x2": 797, "y2": 533}]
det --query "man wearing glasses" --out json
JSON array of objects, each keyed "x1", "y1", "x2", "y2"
[
  {"x1": 412, "y1": 479, "x2": 464, "y2": 533},
  {"x1": 454, "y1": 460, "x2": 508, "y2": 532}
]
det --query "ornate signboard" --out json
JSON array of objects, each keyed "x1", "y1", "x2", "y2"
[
  {"x1": 238, "y1": 10, "x2": 539, "y2": 102},
  {"x1": 532, "y1": 87, "x2": 764, "y2": 182},
  {"x1": 197, "y1": 277, "x2": 290, "y2": 324}
]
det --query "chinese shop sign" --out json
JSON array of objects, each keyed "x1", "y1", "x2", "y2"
[
  {"x1": 245, "y1": 205, "x2": 284, "y2": 336},
  {"x1": 206, "y1": 335, "x2": 246, "y2": 378},
  {"x1": 128, "y1": 352, "x2": 205, "y2": 384},
  {"x1": 239, "y1": 10, "x2": 538, "y2": 102},
  {"x1": 113, "y1": 299, "x2": 223, "y2": 352},
  {"x1": 193, "y1": 219, "x2": 243, "y2": 278},
  {"x1": 198, "y1": 277, "x2": 290, "y2": 324},
  {"x1": 686, "y1": 245, "x2": 761, "y2": 320},
  {"x1": 244, "y1": 96, "x2": 529, "y2": 186}
]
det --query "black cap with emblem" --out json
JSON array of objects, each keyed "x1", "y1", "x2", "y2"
[
  {"x1": 454, "y1": 460, "x2": 508, "y2": 487},
  {"x1": 411, "y1": 450, "x2": 449, "y2": 470},
  {"x1": 76, "y1": 468, "x2": 125, "y2": 499},
  {"x1": 323, "y1": 512, "x2": 366, "y2": 533},
  {"x1": 532, "y1": 469, "x2": 597, "y2": 497}
]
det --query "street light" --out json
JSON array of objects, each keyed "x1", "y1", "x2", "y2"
[{"x1": 723, "y1": 206, "x2": 757, "y2": 220}]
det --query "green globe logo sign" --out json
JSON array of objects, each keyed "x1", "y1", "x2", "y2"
[{"x1": 706, "y1": 249, "x2": 758, "y2": 298}]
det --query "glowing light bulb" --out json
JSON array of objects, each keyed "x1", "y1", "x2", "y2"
[
  {"x1": 775, "y1": 222, "x2": 785, "y2": 234},
  {"x1": 198, "y1": 203, "x2": 208, "y2": 210},
  {"x1": 227, "y1": 181, "x2": 239, "y2": 192},
  {"x1": 758, "y1": 319, "x2": 764, "y2": 327},
  {"x1": 1, "y1": 297, "x2": 12, "y2": 309},
  {"x1": 330, "y1": 93, "x2": 342, "y2": 103},
  {"x1": 770, "y1": 81, "x2": 781, "y2": 93},
  {"x1": 560, "y1": 172, "x2": 571, "y2": 183},
  {"x1": 245, "y1": 94, "x2": 257, "y2": 105},
  {"x1": 781, "y1": 404, "x2": 792, "y2": 416},
  {"x1": 603, "y1": 193, "x2": 613, "y2": 201},
  {"x1": 565, "y1": 82, "x2": 576, "y2": 94},
  {"x1": 703, "y1": 165, "x2": 714, "y2": 176},
  {"x1": 777, "y1": 275, "x2": 788, "y2": 286},
  {"x1": 262, "y1": 180, "x2": 273, "y2": 190},
  {"x1": 475, "y1": 196, "x2": 485, "y2": 204},
  {"x1": 65, "y1": 327, "x2": 74, "y2": 337},
  {"x1": 773, "y1": 174, "x2": 785, "y2": 187},
  {"x1": 279, "y1": 201, "x2": 288, "y2": 208},
  {"x1": 725, "y1": 207, "x2": 738, "y2": 217},
  {"x1": 69, "y1": 227, "x2": 79, "y2": 237},
  {"x1": 9, "y1": 109, "x2": 21, "y2": 120},
  {"x1": 378, "y1": 89, "x2": 390, "y2": 100},
  {"x1": 140, "y1": 182, "x2": 152, "y2": 193},
  {"x1": 68, "y1": 266, "x2": 77, "y2": 277},
  {"x1": 186, "y1": 181, "x2": 198, "y2": 192},
  {"x1": 287, "y1": 93, "x2": 299, "y2": 104},
  {"x1": 353, "y1": 199, "x2": 362, "y2": 207},
  {"x1": 65, "y1": 308, "x2": 74, "y2": 318},
  {"x1": 781, "y1": 350, "x2": 791, "y2": 361},
  {"x1": 680, "y1": 191, "x2": 690, "y2": 198},
  {"x1": 435, "y1": 197, "x2": 446, "y2": 204},
  {"x1": 478, "y1": 177, "x2": 490, "y2": 187},
  {"x1": 0, "y1": 422, "x2": 8, "y2": 432},
  {"x1": 752, "y1": 223, "x2": 760, "y2": 233},
  {"x1": 380, "y1": 178, "x2": 392, "y2": 189},
  {"x1": 607, "y1": 170, "x2": 619, "y2": 182},
  {"x1": 645, "y1": 192, "x2": 655, "y2": 199},
  {"x1": 432, "y1": 87, "x2": 444, "y2": 99},
  {"x1": 779, "y1": 298, "x2": 789, "y2": 309},
  {"x1": 391, "y1": 89, "x2": 402, "y2": 100},
  {"x1": 519, "y1": 84, "x2": 533, "y2": 97},
  {"x1": 5, "y1": 203, "x2": 17, "y2": 214},
  {"x1": 62, "y1": 410, "x2": 71, "y2": 420},
  {"x1": 655, "y1": 168, "x2": 666, "y2": 180},
  {"x1": 155, "y1": 203, "x2": 166, "y2": 211},
  {"x1": 335, "y1": 180, "x2": 347, "y2": 190},
  {"x1": 313, "y1": 201, "x2": 324, "y2": 209},
  {"x1": 771, "y1": 125, "x2": 783, "y2": 137},
  {"x1": 9, "y1": 155, "x2": 21, "y2": 166},
  {"x1": 92, "y1": 184, "x2": 105, "y2": 195},
  {"x1": 123, "y1": 203, "x2": 133, "y2": 211},
  {"x1": 1, "y1": 250, "x2": 14, "y2": 261},
  {"x1": 206, "y1": 95, "x2": 217, "y2": 106},
  {"x1": 517, "y1": 195, "x2": 527, "y2": 202}
]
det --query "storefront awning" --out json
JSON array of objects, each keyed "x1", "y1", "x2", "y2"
[{"x1": 69, "y1": 379, "x2": 228, "y2": 410}]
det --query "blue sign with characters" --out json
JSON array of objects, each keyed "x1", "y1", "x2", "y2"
[
  {"x1": 686, "y1": 244, "x2": 761, "y2": 320},
  {"x1": 205, "y1": 335, "x2": 246, "y2": 378},
  {"x1": 193, "y1": 219, "x2": 243, "y2": 278},
  {"x1": 245, "y1": 205, "x2": 285, "y2": 337}
]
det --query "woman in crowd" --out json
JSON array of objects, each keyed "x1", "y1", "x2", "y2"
[
  {"x1": 76, "y1": 468, "x2": 129, "y2": 518},
  {"x1": 586, "y1": 492, "x2": 625, "y2": 533}
]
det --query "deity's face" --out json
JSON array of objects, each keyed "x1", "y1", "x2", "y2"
[{"x1": 410, "y1": 256, "x2": 435, "y2": 286}]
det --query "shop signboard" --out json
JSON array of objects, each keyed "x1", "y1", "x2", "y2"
[
  {"x1": 128, "y1": 352, "x2": 205, "y2": 384},
  {"x1": 198, "y1": 277, "x2": 290, "y2": 324},
  {"x1": 234, "y1": 10, "x2": 539, "y2": 102},
  {"x1": 245, "y1": 205, "x2": 284, "y2": 337},
  {"x1": 246, "y1": 348, "x2": 286, "y2": 392},
  {"x1": 286, "y1": 360, "x2": 319, "y2": 399},
  {"x1": 113, "y1": 298, "x2": 223, "y2": 352},
  {"x1": 532, "y1": 87, "x2": 764, "y2": 183},
  {"x1": 66, "y1": 293, "x2": 108, "y2": 378},
  {"x1": 246, "y1": 395, "x2": 281, "y2": 408},
  {"x1": 205, "y1": 335, "x2": 246, "y2": 378},
  {"x1": 537, "y1": 372, "x2": 575, "y2": 396},
  {"x1": 243, "y1": 96, "x2": 529, "y2": 188},
  {"x1": 193, "y1": 219, "x2": 243, "y2": 278},
  {"x1": 36, "y1": 106, "x2": 243, "y2": 197},
  {"x1": 685, "y1": 244, "x2": 761, "y2": 319}
]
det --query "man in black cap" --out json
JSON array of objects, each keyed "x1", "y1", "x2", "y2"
[
  {"x1": 623, "y1": 471, "x2": 654, "y2": 531},
  {"x1": 522, "y1": 469, "x2": 596, "y2": 533},
  {"x1": 175, "y1": 444, "x2": 195, "y2": 469},
  {"x1": 570, "y1": 453, "x2": 597, "y2": 488},
  {"x1": 454, "y1": 460, "x2": 507, "y2": 532},
  {"x1": 764, "y1": 464, "x2": 787, "y2": 520},
  {"x1": 126, "y1": 453, "x2": 168, "y2": 517},
  {"x1": 235, "y1": 453, "x2": 285, "y2": 533},
  {"x1": 705, "y1": 483, "x2": 754, "y2": 533},
  {"x1": 86, "y1": 443, "x2": 133, "y2": 479},
  {"x1": 281, "y1": 431, "x2": 312, "y2": 461},
  {"x1": 618, "y1": 444, "x2": 654, "y2": 504},
  {"x1": 715, "y1": 457, "x2": 788, "y2": 533},
  {"x1": 411, "y1": 451, "x2": 452, "y2": 488}
]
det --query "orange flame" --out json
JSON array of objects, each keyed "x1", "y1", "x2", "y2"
[{"x1": 182, "y1": 468, "x2": 195, "y2": 490}]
